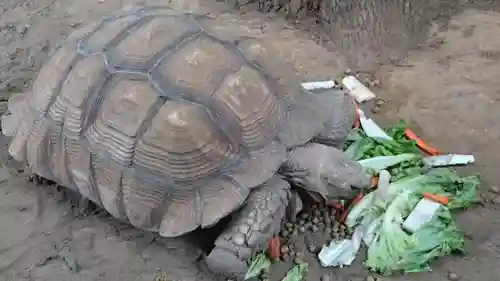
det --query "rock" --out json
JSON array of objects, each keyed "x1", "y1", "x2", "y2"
[
  {"x1": 490, "y1": 186, "x2": 500, "y2": 194},
  {"x1": 281, "y1": 245, "x2": 290, "y2": 254},
  {"x1": 369, "y1": 79, "x2": 381, "y2": 88},
  {"x1": 0, "y1": 167, "x2": 10, "y2": 183},
  {"x1": 307, "y1": 244, "x2": 316, "y2": 253},
  {"x1": 491, "y1": 196, "x2": 500, "y2": 205},
  {"x1": 17, "y1": 24, "x2": 30, "y2": 35},
  {"x1": 344, "y1": 68, "x2": 354, "y2": 75},
  {"x1": 321, "y1": 274, "x2": 331, "y2": 281},
  {"x1": 371, "y1": 105, "x2": 381, "y2": 114},
  {"x1": 69, "y1": 21, "x2": 82, "y2": 28},
  {"x1": 447, "y1": 272, "x2": 459, "y2": 281}
]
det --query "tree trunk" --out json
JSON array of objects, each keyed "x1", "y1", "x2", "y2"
[{"x1": 220, "y1": 0, "x2": 442, "y2": 69}]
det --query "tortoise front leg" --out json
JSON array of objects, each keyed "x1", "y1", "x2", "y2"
[{"x1": 206, "y1": 176, "x2": 291, "y2": 280}]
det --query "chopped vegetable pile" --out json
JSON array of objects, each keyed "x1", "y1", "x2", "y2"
[{"x1": 344, "y1": 120, "x2": 481, "y2": 275}]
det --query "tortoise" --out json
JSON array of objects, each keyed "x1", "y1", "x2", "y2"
[{"x1": 1, "y1": 6, "x2": 371, "y2": 279}]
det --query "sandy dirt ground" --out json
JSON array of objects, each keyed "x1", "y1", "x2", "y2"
[{"x1": 1, "y1": 0, "x2": 500, "y2": 281}]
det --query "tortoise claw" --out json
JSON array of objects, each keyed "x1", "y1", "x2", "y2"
[{"x1": 206, "y1": 176, "x2": 290, "y2": 280}]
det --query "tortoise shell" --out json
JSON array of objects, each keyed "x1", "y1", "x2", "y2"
[{"x1": 6, "y1": 7, "x2": 339, "y2": 237}]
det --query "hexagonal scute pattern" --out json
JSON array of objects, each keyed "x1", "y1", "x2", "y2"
[{"x1": 9, "y1": 6, "x2": 332, "y2": 237}]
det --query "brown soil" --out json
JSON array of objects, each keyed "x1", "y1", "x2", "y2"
[{"x1": 2, "y1": 1, "x2": 500, "y2": 281}]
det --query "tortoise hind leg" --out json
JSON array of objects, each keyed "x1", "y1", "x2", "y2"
[{"x1": 206, "y1": 176, "x2": 291, "y2": 280}]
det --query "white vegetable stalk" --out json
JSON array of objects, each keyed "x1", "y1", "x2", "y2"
[{"x1": 301, "y1": 80, "x2": 336, "y2": 90}]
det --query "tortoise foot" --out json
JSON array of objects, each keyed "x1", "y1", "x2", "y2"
[{"x1": 206, "y1": 176, "x2": 290, "y2": 280}]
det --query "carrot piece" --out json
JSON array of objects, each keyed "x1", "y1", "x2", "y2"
[
  {"x1": 267, "y1": 236, "x2": 281, "y2": 260},
  {"x1": 338, "y1": 192, "x2": 364, "y2": 223},
  {"x1": 326, "y1": 199, "x2": 343, "y2": 210},
  {"x1": 404, "y1": 128, "x2": 440, "y2": 156},
  {"x1": 423, "y1": 192, "x2": 449, "y2": 205},
  {"x1": 352, "y1": 102, "x2": 360, "y2": 129},
  {"x1": 371, "y1": 176, "x2": 379, "y2": 188}
]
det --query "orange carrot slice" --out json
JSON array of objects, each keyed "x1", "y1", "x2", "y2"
[
  {"x1": 268, "y1": 236, "x2": 281, "y2": 260},
  {"x1": 423, "y1": 192, "x2": 449, "y2": 205},
  {"x1": 338, "y1": 192, "x2": 364, "y2": 223},
  {"x1": 404, "y1": 128, "x2": 440, "y2": 156},
  {"x1": 371, "y1": 176, "x2": 379, "y2": 188}
]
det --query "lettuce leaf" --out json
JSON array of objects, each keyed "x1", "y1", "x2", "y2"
[{"x1": 346, "y1": 168, "x2": 480, "y2": 275}]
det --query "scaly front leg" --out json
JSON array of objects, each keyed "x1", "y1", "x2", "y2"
[{"x1": 206, "y1": 176, "x2": 291, "y2": 280}]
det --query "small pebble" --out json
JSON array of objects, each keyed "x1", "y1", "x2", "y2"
[
  {"x1": 298, "y1": 220, "x2": 306, "y2": 226},
  {"x1": 311, "y1": 225, "x2": 319, "y2": 232},
  {"x1": 371, "y1": 105, "x2": 381, "y2": 114},
  {"x1": 17, "y1": 24, "x2": 30, "y2": 35},
  {"x1": 69, "y1": 21, "x2": 82, "y2": 28},
  {"x1": 492, "y1": 196, "x2": 500, "y2": 205},
  {"x1": 447, "y1": 272, "x2": 459, "y2": 281},
  {"x1": 282, "y1": 253, "x2": 290, "y2": 262},
  {"x1": 490, "y1": 186, "x2": 500, "y2": 194},
  {"x1": 308, "y1": 244, "x2": 316, "y2": 253},
  {"x1": 369, "y1": 79, "x2": 380, "y2": 87},
  {"x1": 291, "y1": 229, "x2": 298, "y2": 237},
  {"x1": 155, "y1": 275, "x2": 168, "y2": 281},
  {"x1": 312, "y1": 217, "x2": 320, "y2": 224},
  {"x1": 281, "y1": 230, "x2": 289, "y2": 238},
  {"x1": 281, "y1": 245, "x2": 290, "y2": 254},
  {"x1": 333, "y1": 225, "x2": 339, "y2": 233},
  {"x1": 375, "y1": 98, "x2": 385, "y2": 106},
  {"x1": 314, "y1": 209, "x2": 321, "y2": 217},
  {"x1": 333, "y1": 233, "x2": 340, "y2": 240},
  {"x1": 285, "y1": 222, "x2": 293, "y2": 229},
  {"x1": 298, "y1": 226, "x2": 306, "y2": 233},
  {"x1": 344, "y1": 68, "x2": 354, "y2": 75}
]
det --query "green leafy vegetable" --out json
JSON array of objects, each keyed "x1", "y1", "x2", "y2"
[
  {"x1": 396, "y1": 208, "x2": 465, "y2": 273},
  {"x1": 347, "y1": 168, "x2": 480, "y2": 275},
  {"x1": 282, "y1": 262, "x2": 308, "y2": 281},
  {"x1": 344, "y1": 124, "x2": 421, "y2": 161},
  {"x1": 245, "y1": 252, "x2": 271, "y2": 280}
]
